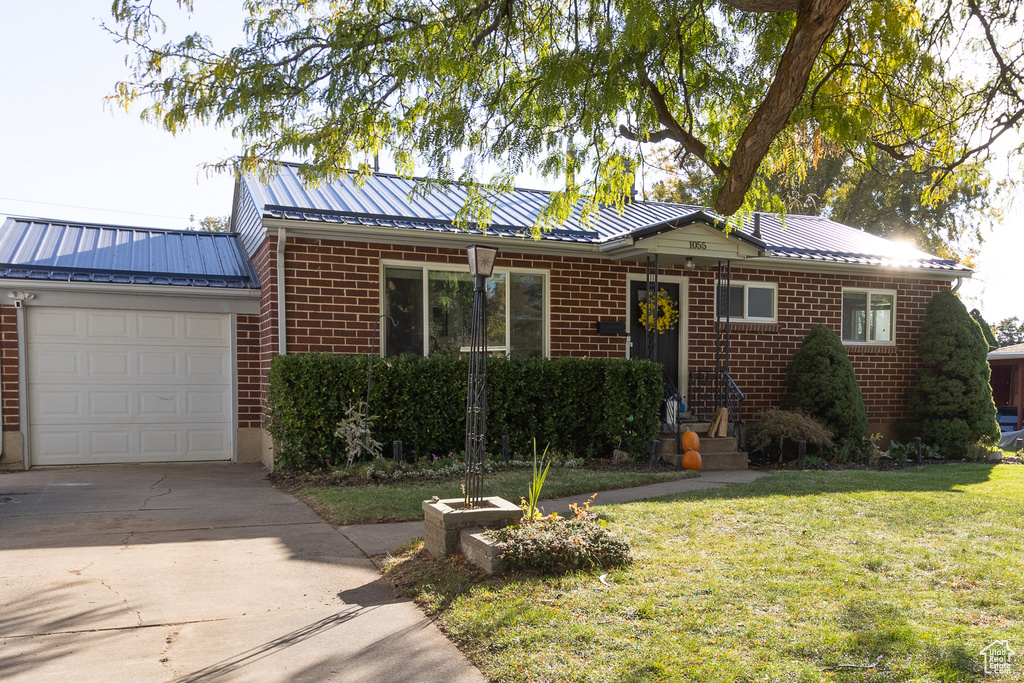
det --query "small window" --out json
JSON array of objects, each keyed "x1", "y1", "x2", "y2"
[
  {"x1": 716, "y1": 282, "x2": 777, "y2": 322},
  {"x1": 842, "y1": 289, "x2": 895, "y2": 344}
]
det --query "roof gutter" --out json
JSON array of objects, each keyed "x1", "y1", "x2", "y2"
[{"x1": 277, "y1": 226, "x2": 287, "y2": 355}]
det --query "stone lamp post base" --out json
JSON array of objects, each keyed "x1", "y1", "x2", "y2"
[{"x1": 422, "y1": 496, "x2": 523, "y2": 564}]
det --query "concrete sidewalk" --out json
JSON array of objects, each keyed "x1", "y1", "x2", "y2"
[
  {"x1": 338, "y1": 469, "x2": 768, "y2": 557},
  {"x1": 0, "y1": 463, "x2": 485, "y2": 683}
]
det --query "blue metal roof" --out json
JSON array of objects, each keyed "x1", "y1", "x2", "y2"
[
  {"x1": 245, "y1": 164, "x2": 963, "y2": 272},
  {"x1": 0, "y1": 218, "x2": 260, "y2": 288}
]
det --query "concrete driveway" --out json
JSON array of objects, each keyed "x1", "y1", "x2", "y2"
[{"x1": 0, "y1": 463, "x2": 485, "y2": 682}]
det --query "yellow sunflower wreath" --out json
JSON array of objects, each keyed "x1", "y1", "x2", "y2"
[{"x1": 638, "y1": 288, "x2": 680, "y2": 334}]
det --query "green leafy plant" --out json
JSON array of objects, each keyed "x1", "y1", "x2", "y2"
[
  {"x1": 522, "y1": 440, "x2": 552, "y2": 522},
  {"x1": 334, "y1": 400, "x2": 383, "y2": 466},
  {"x1": 889, "y1": 440, "x2": 941, "y2": 461}
]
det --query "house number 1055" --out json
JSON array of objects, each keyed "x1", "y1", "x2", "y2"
[{"x1": 688, "y1": 241, "x2": 708, "y2": 250}]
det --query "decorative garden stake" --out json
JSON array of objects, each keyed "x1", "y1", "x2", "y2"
[
  {"x1": 464, "y1": 245, "x2": 498, "y2": 507},
  {"x1": 501, "y1": 434, "x2": 511, "y2": 464},
  {"x1": 915, "y1": 437, "x2": 922, "y2": 465},
  {"x1": 393, "y1": 440, "x2": 403, "y2": 464},
  {"x1": 798, "y1": 439, "x2": 807, "y2": 470},
  {"x1": 366, "y1": 314, "x2": 397, "y2": 453}
]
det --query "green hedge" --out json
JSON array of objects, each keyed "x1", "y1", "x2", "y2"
[{"x1": 267, "y1": 353, "x2": 663, "y2": 469}]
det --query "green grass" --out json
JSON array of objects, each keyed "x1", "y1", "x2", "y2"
[
  {"x1": 297, "y1": 467, "x2": 698, "y2": 525},
  {"x1": 386, "y1": 464, "x2": 1024, "y2": 682}
]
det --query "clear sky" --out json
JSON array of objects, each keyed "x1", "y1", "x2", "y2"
[{"x1": 0, "y1": 1, "x2": 1020, "y2": 324}]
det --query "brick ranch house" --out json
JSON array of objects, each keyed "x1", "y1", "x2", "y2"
[{"x1": 0, "y1": 164, "x2": 970, "y2": 469}]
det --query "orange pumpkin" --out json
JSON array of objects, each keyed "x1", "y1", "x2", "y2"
[
  {"x1": 682, "y1": 449, "x2": 702, "y2": 471},
  {"x1": 681, "y1": 430, "x2": 700, "y2": 453}
]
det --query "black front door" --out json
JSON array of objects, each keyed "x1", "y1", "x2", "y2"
[{"x1": 629, "y1": 281, "x2": 681, "y2": 392}]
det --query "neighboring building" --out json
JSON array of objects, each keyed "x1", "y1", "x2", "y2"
[
  {"x1": 989, "y1": 343, "x2": 1024, "y2": 432},
  {"x1": 0, "y1": 166, "x2": 971, "y2": 469}
]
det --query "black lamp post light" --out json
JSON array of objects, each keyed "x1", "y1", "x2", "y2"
[
  {"x1": 422, "y1": 243, "x2": 522, "y2": 567},
  {"x1": 464, "y1": 244, "x2": 498, "y2": 507}
]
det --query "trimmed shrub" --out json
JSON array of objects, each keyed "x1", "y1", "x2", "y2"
[
  {"x1": 782, "y1": 324, "x2": 868, "y2": 449},
  {"x1": 909, "y1": 291, "x2": 999, "y2": 458},
  {"x1": 747, "y1": 408, "x2": 834, "y2": 459},
  {"x1": 267, "y1": 353, "x2": 662, "y2": 469}
]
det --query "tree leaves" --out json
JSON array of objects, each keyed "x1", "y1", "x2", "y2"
[{"x1": 109, "y1": 0, "x2": 1024, "y2": 230}]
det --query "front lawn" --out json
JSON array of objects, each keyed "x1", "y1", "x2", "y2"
[
  {"x1": 297, "y1": 467, "x2": 699, "y2": 525},
  {"x1": 386, "y1": 464, "x2": 1024, "y2": 682}
]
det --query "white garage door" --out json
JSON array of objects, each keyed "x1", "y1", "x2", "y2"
[{"x1": 27, "y1": 308, "x2": 234, "y2": 465}]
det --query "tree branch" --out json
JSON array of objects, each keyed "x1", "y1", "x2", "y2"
[
  {"x1": 637, "y1": 72, "x2": 729, "y2": 175},
  {"x1": 714, "y1": 0, "x2": 851, "y2": 214}
]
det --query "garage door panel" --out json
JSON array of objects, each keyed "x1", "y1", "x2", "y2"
[
  {"x1": 86, "y1": 311, "x2": 131, "y2": 339},
  {"x1": 137, "y1": 312, "x2": 178, "y2": 339},
  {"x1": 29, "y1": 309, "x2": 80, "y2": 337},
  {"x1": 138, "y1": 352, "x2": 179, "y2": 379},
  {"x1": 32, "y1": 391, "x2": 83, "y2": 420},
  {"x1": 35, "y1": 430, "x2": 85, "y2": 462},
  {"x1": 88, "y1": 391, "x2": 132, "y2": 418},
  {"x1": 185, "y1": 391, "x2": 229, "y2": 418},
  {"x1": 184, "y1": 314, "x2": 231, "y2": 342},
  {"x1": 186, "y1": 428, "x2": 230, "y2": 456},
  {"x1": 28, "y1": 307, "x2": 233, "y2": 465},
  {"x1": 139, "y1": 392, "x2": 181, "y2": 417},
  {"x1": 88, "y1": 351, "x2": 132, "y2": 379}
]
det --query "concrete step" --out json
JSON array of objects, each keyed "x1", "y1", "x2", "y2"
[
  {"x1": 661, "y1": 449, "x2": 748, "y2": 471},
  {"x1": 659, "y1": 433, "x2": 738, "y2": 454},
  {"x1": 699, "y1": 436, "x2": 738, "y2": 454}
]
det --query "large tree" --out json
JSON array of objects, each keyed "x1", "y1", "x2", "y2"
[
  {"x1": 994, "y1": 316, "x2": 1024, "y2": 347},
  {"x1": 110, "y1": 0, "x2": 1024, "y2": 230}
]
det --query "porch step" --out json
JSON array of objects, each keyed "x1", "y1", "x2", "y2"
[
  {"x1": 658, "y1": 432, "x2": 747, "y2": 471},
  {"x1": 659, "y1": 432, "x2": 737, "y2": 454},
  {"x1": 661, "y1": 449, "x2": 748, "y2": 471}
]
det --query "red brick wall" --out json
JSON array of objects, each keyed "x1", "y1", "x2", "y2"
[
  {"x1": 685, "y1": 266, "x2": 949, "y2": 434},
  {"x1": 1, "y1": 306, "x2": 17, "y2": 429},
  {"x1": 253, "y1": 234, "x2": 952, "y2": 435},
  {"x1": 236, "y1": 312, "x2": 263, "y2": 429}
]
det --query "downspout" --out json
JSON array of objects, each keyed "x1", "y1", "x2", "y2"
[
  {"x1": 7, "y1": 292, "x2": 35, "y2": 468},
  {"x1": 951, "y1": 277, "x2": 962, "y2": 294},
  {"x1": 17, "y1": 303, "x2": 25, "y2": 468},
  {"x1": 277, "y1": 227, "x2": 287, "y2": 355}
]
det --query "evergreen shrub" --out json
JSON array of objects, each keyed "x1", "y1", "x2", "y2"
[
  {"x1": 267, "y1": 353, "x2": 662, "y2": 469},
  {"x1": 909, "y1": 291, "x2": 999, "y2": 458},
  {"x1": 782, "y1": 324, "x2": 868, "y2": 451}
]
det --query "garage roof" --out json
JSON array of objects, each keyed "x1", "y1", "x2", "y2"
[
  {"x1": 0, "y1": 218, "x2": 260, "y2": 288},
  {"x1": 244, "y1": 164, "x2": 965, "y2": 273}
]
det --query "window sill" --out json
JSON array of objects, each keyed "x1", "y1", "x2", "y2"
[
  {"x1": 716, "y1": 321, "x2": 779, "y2": 334},
  {"x1": 843, "y1": 343, "x2": 898, "y2": 355}
]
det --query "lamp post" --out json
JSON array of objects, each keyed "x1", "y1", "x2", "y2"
[{"x1": 464, "y1": 244, "x2": 498, "y2": 507}]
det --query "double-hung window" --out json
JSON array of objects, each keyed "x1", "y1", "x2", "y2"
[
  {"x1": 842, "y1": 289, "x2": 895, "y2": 344},
  {"x1": 715, "y1": 282, "x2": 777, "y2": 323},
  {"x1": 382, "y1": 264, "x2": 546, "y2": 357}
]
